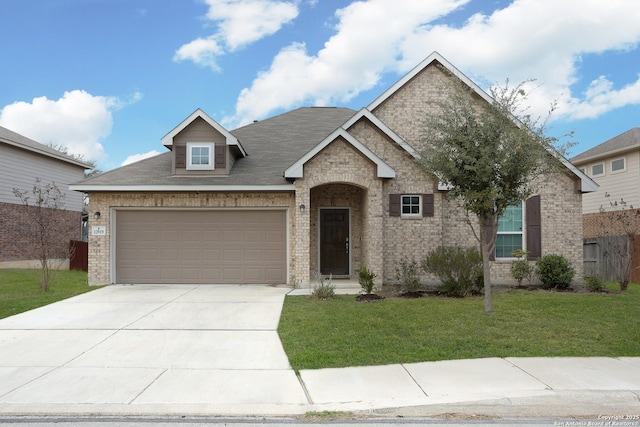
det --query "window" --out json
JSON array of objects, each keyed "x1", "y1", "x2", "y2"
[
  {"x1": 591, "y1": 163, "x2": 604, "y2": 176},
  {"x1": 611, "y1": 158, "x2": 626, "y2": 173},
  {"x1": 187, "y1": 143, "x2": 214, "y2": 170},
  {"x1": 401, "y1": 195, "x2": 421, "y2": 216},
  {"x1": 496, "y1": 202, "x2": 523, "y2": 258}
]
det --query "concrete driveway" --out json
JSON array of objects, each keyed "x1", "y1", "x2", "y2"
[
  {"x1": 0, "y1": 284, "x2": 309, "y2": 415},
  {"x1": 1, "y1": 284, "x2": 639, "y2": 418}
]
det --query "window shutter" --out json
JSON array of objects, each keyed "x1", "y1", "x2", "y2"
[
  {"x1": 215, "y1": 145, "x2": 226, "y2": 169},
  {"x1": 422, "y1": 194, "x2": 434, "y2": 217},
  {"x1": 175, "y1": 145, "x2": 186, "y2": 168},
  {"x1": 486, "y1": 218, "x2": 496, "y2": 261},
  {"x1": 389, "y1": 194, "x2": 400, "y2": 217},
  {"x1": 526, "y1": 195, "x2": 542, "y2": 260}
]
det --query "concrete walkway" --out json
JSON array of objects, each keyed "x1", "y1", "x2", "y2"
[{"x1": 0, "y1": 284, "x2": 638, "y2": 418}]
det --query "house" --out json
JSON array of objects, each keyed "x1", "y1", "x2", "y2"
[
  {"x1": 571, "y1": 128, "x2": 640, "y2": 238},
  {"x1": 0, "y1": 126, "x2": 92, "y2": 268},
  {"x1": 71, "y1": 52, "x2": 596, "y2": 286}
]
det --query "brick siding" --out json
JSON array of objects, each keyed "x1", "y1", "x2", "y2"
[{"x1": 0, "y1": 201, "x2": 82, "y2": 262}]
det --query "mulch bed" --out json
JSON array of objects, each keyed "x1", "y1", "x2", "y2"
[{"x1": 355, "y1": 293, "x2": 385, "y2": 302}]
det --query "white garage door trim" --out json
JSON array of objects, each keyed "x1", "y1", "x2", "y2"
[{"x1": 111, "y1": 207, "x2": 289, "y2": 284}]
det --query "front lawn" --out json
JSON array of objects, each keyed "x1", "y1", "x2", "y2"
[
  {"x1": 278, "y1": 285, "x2": 640, "y2": 371},
  {"x1": 0, "y1": 269, "x2": 97, "y2": 319}
]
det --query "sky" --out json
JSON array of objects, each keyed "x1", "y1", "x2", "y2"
[{"x1": 1, "y1": 0, "x2": 639, "y2": 172}]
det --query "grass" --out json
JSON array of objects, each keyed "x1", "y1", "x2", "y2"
[
  {"x1": 0, "y1": 269, "x2": 98, "y2": 319},
  {"x1": 278, "y1": 284, "x2": 640, "y2": 371}
]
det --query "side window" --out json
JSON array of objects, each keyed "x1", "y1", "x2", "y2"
[
  {"x1": 611, "y1": 158, "x2": 626, "y2": 173},
  {"x1": 591, "y1": 163, "x2": 604, "y2": 176},
  {"x1": 496, "y1": 202, "x2": 523, "y2": 258}
]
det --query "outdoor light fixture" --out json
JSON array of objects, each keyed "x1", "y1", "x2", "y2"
[
  {"x1": 299, "y1": 204, "x2": 306, "y2": 213},
  {"x1": 93, "y1": 211, "x2": 101, "y2": 219}
]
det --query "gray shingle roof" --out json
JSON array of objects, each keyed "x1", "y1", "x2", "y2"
[
  {"x1": 0, "y1": 125, "x2": 92, "y2": 169},
  {"x1": 75, "y1": 107, "x2": 356, "y2": 187},
  {"x1": 571, "y1": 128, "x2": 640, "y2": 163}
]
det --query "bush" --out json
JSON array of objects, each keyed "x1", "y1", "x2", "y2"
[
  {"x1": 536, "y1": 254, "x2": 575, "y2": 289},
  {"x1": 510, "y1": 250, "x2": 534, "y2": 286},
  {"x1": 311, "y1": 273, "x2": 336, "y2": 300},
  {"x1": 584, "y1": 275, "x2": 606, "y2": 292},
  {"x1": 358, "y1": 264, "x2": 377, "y2": 294},
  {"x1": 395, "y1": 258, "x2": 421, "y2": 293},
  {"x1": 421, "y1": 246, "x2": 483, "y2": 297}
]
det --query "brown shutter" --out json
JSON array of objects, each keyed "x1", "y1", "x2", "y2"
[
  {"x1": 486, "y1": 216, "x2": 496, "y2": 261},
  {"x1": 175, "y1": 145, "x2": 186, "y2": 168},
  {"x1": 422, "y1": 194, "x2": 434, "y2": 217},
  {"x1": 526, "y1": 195, "x2": 542, "y2": 260},
  {"x1": 389, "y1": 194, "x2": 400, "y2": 217},
  {"x1": 215, "y1": 145, "x2": 226, "y2": 169}
]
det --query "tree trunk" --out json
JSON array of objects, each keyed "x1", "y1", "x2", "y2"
[{"x1": 479, "y1": 214, "x2": 496, "y2": 313}]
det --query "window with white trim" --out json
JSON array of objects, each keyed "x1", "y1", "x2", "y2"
[
  {"x1": 496, "y1": 202, "x2": 523, "y2": 258},
  {"x1": 611, "y1": 158, "x2": 626, "y2": 173},
  {"x1": 187, "y1": 143, "x2": 214, "y2": 170},
  {"x1": 401, "y1": 195, "x2": 421, "y2": 216},
  {"x1": 591, "y1": 163, "x2": 604, "y2": 176}
]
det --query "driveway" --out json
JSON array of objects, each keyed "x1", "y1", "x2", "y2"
[{"x1": 0, "y1": 284, "x2": 309, "y2": 415}]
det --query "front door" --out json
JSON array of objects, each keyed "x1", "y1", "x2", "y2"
[{"x1": 320, "y1": 208, "x2": 350, "y2": 276}]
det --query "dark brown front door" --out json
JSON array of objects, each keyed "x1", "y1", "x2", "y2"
[{"x1": 320, "y1": 208, "x2": 350, "y2": 276}]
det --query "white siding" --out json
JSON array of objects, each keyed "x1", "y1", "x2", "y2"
[
  {"x1": 0, "y1": 144, "x2": 86, "y2": 211},
  {"x1": 577, "y1": 150, "x2": 640, "y2": 214}
]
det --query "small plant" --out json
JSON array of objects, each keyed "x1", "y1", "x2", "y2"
[
  {"x1": 311, "y1": 272, "x2": 336, "y2": 300},
  {"x1": 536, "y1": 254, "x2": 575, "y2": 289},
  {"x1": 510, "y1": 249, "x2": 534, "y2": 286},
  {"x1": 395, "y1": 257, "x2": 421, "y2": 293},
  {"x1": 421, "y1": 245, "x2": 483, "y2": 297},
  {"x1": 584, "y1": 275, "x2": 606, "y2": 292},
  {"x1": 358, "y1": 264, "x2": 377, "y2": 295}
]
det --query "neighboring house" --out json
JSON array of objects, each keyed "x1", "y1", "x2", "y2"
[
  {"x1": 71, "y1": 52, "x2": 596, "y2": 286},
  {"x1": 0, "y1": 126, "x2": 92, "y2": 268},
  {"x1": 571, "y1": 128, "x2": 640, "y2": 238}
]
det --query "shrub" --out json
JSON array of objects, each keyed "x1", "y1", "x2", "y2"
[
  {"x1": 584, "y1": 275, "x2": 606, "y2": 292},
  {"x1": 358, "y1": 264, "x2": 377, "y2": 294},
  {"x1": 421, "y1": 246, "x2": 483, "y2": 297},
  {"x1": 311, "y1": 273, "x2": 336, "y2": 300},
  {"x1": 536, "y1": 254, "x2": 575, "y2": 289},
  {"x1": 395, "y1": 258, "x2": 421, "y2": 293},
  {"x1": 510, "y1": 250, "x2": 534, "y2": 286}
]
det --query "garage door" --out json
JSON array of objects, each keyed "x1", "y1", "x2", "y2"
[{"x1": 115, "y1": 210, "x2": 287, "y2": 284}]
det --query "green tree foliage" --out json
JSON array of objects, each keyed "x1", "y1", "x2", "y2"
[{"x1": 419, "y1": 73, "x2": 569, "y2": 312}]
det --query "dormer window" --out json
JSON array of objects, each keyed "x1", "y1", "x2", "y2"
[{"x1": 187, "y1": 143, "x2": 214, "y2": 170}]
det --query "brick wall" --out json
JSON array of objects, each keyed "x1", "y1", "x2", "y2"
[{"x1": 0, "y1": 201, "x2": 81, "y2": 263}]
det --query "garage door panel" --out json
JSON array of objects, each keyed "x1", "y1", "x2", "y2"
[{"x1": 116, "y1": 210, "x2": 286, "y2": 284}]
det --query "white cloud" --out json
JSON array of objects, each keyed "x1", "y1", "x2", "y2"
[
  {"x1": 226, "y1": 0, "x2": 640, "y2": 126},
  {"x1": 0, "y1": 90, "x2": 141, "y2": 163},
  {"x1": 121, "y1": 150, "x2": 163, "y2": 166},
  {"x1": 174, "y1": 0, "x2": 299, "y2": 70},
  {"x1": 226, "y1": 0, "x2": 468, "y2": 126}
]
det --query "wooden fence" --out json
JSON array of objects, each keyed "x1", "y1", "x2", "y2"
[
  {"x1": 583, "y1": 235, "x2": 640, "y2": 282},
  {"x1": 69, "y1": 240, "x2": 88, "y2": 272}
]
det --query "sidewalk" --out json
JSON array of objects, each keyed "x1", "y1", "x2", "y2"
[{"x1": 0, "y1": 284, "x2": 637, "y2": 418}]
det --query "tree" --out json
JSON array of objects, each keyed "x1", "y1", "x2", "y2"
[
  {"x1": 418, "y1": 75, "x2": 568, "y2": 312},
  {"x1": 13, "y1": 179, "x2": 77, "y2": 291}
]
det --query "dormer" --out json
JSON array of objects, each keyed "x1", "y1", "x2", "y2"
[{"x1": 161, "y1": 109, "x2": 247, "y2": 176}]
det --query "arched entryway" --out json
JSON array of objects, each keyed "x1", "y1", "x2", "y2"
[{"x1": 309, "y1": 183, "x2": 366, "y2": 278}]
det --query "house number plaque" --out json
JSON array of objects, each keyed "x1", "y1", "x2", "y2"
[{"x1": 91, "y1": 226, "x2": 107, "y2": 236}]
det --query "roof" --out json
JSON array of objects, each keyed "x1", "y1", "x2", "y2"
[
  {"x1": 571, "y1": 128, "x2": 640, "y2": 164},
  {"x1": 0, "y1": 125, "x2": 93, "y2": 169},
  {"x1": 71, "y1": 107, "x2": 355, "y2": 191}
]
